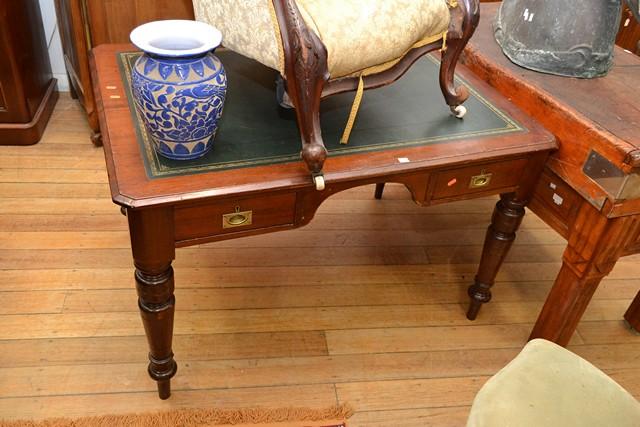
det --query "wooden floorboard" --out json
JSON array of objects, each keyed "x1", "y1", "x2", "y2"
[
  {"x1": 0, "y1": 94, "x2": 638, "y2": 425},
  {"x1": 1, "y1": 278, "x2": 637, "y2": 315}
]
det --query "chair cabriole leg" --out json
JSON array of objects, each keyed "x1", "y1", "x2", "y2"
[
  {"x1": 439, "y1": 0, "x2": 480, "y2": 117},
  {"x1": 273, "y1": 0, "x2": 330, "y2": 190}
]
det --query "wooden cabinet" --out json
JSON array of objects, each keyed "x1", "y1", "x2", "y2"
[
  {"x1": 84, "y1": 0, "x2": 195, "y2": 46},
  {"x1": 0, "y1": 0, "x2": 58, "y2": 145},
  {"x1": 54, "y1": 0, "x2": 96, "y2": 140},
  {"x1": 54, "y1": 0, "x2": 194, "y2": 144}
]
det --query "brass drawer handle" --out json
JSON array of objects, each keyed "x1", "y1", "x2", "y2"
[
  {"x1": 469, "y1": 172, "x2": 493, "y2": 189},
  {"x1": 222, "y1": 206, "x2": 253, "y2": 229}
]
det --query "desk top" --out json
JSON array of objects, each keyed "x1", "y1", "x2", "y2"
[
  {"x1": 463, "y1": 3, "x2": 640, "y2": 214},
  {"x1": 91, "y1": 44, "x2": 554, "y2": 209}
]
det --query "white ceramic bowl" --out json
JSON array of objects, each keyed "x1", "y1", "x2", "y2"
[{"x1": 130, "y1": 20, "x2": 222, "y2": 57}]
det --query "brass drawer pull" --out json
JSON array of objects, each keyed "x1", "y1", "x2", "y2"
[
  {"x1": 469, "y1": 171, "x2": 493, "y2": 189},
  {"x1": 222, "y1": 206, "x2": 253, "y2": 229}
]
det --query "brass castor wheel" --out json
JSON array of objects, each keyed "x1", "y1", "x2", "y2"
[
  {"x1": 313, "y1": 174, "x2": 325, "y2": 191},
  {"x1": 451, "y1": 105, "x2": 467, "y2": 119}
]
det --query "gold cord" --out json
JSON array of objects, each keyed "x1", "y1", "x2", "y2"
[
  {"x1": 339, "y1": 31, "x2": 448, "y2": 144},
  {"x1": 340, "y1": 76, "x2": 365, "y2": 144}
]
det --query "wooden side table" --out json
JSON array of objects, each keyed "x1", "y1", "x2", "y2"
[
  {"x1": 461, "y1": 3, "x2": 640, "y2": 345},
  {"x1": 90, "y1": 44, "x2": 555, "y2": 399}
]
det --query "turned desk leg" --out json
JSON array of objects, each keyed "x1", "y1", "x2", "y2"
[
  {"x1": 128, "y1": 207, "x2": 177, "y2": 399},
  {"x1": 624, "y1": 291, "x2": 640, "y2": 333},
  {"x1": 467, "y1": 193, "x2": 525, "y2": 320}
]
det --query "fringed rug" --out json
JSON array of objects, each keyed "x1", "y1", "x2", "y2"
[{"x1": 0, "y1": 404, "x2": 353, "y2": 427}]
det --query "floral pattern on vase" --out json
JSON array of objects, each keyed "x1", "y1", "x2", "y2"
[{"x1": 131, "y1": 52, "x2": 227, "y2": 160}]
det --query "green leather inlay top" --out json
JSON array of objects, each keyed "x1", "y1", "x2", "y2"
[{"x1": 118, "y1": 50, "x2": 525, "y2": 179}]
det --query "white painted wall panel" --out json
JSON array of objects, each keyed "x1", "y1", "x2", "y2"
[{"x1": 38, "y1": 0, "x2": 69, "y2": 91}]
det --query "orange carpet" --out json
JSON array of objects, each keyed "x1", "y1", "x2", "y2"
[{"x1": 0, "y1": 405, "x2": 353, "y2": 427}]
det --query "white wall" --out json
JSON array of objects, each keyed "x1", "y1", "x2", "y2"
[{"x1": 38, "y1": 0, "x2": 69, "y2": 91}]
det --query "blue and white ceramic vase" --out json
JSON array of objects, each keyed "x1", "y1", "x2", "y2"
[{"x1": 130, "y1": 20, "x2": 226, "y2": 160}]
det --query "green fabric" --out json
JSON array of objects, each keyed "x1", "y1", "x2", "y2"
[
  {"x1": 467, "y1": 339, "x2": 640, "y2": 427},
  {"x1": 118, "y1": 50, "x2": 525, "y2": 179}
]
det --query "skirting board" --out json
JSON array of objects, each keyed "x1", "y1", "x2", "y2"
[{"x1": 0, "y1": 79, "x2": 59, "y2": 145}]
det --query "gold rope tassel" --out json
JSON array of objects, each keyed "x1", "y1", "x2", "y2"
[
  {"x1": 338, "y1": 31, "x2": 449, "y2": 145},
  {"x1": 340, "y1": 74, "x2": 365, "y2": 145}
]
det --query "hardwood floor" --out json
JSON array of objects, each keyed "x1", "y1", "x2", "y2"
[{"x1": 0, "y1": 94, "x2": 638, "y2": 425}]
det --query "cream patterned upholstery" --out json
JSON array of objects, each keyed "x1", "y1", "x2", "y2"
[
  {"x1": 467, "y1": 339, "x2": 640, "y2": 427},
  {"x1": 192, "y1": 0, "x2": 451, "y2": 79},
  {"x1": 193, "y1": 0, "x2": 283, "y2": 74}
]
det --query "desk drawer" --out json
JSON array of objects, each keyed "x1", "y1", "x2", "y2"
[
  {"x1": 528, "y1": 168, "x2": 581, "y2": 239},
  {"x1": 533, "y1": 169, "x2": 581, "y2": 224},
  {"x1": 174, "y1": 193, "x2": 296, "y2": 242},
  {"x1": 431, "y1": 158, "x2": 528, "y2": 200}
]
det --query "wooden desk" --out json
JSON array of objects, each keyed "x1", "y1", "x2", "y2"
[
  {"x1": 90, "y1": 44, "x2": 555, "y2": 399},
  {"x1": 462, "y1": 3, "x2": 640, "y2": 345}
]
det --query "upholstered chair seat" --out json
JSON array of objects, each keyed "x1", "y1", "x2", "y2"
[
  {"x1": 194, "y1": 0, "x2": 451, "y2": 79},
  {"x1": 192, "y1": 0, "x2": 478, "y2": 190},
  {"x1": 467, "y1": 339, "x2": 640, "y2": 427}
]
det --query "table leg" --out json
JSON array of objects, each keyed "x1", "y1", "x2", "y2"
[
  {"x1": 87, "y1": 108, "x2": 103, "y2": 147},
  {"x1": 529, "y1": 203, "x2": 637, "y2": 345},
  {"x1": 529, "y1": 260, "x2": 610, "y2": 345},
  {"x1": 467, "y1": 193, "x2": 526, "y2": 320},
  {"x1": 624, "y1": 291, "x2": 640, "y2": 332},
  {"x1": 128, "y1": 207, "x2": 177, "y2": 399},
  {"x1": 374, "y1": 183, "x2": 386, "y2": 200}
]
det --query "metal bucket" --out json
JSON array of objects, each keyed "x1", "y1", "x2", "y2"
[{"x1": 494, "y1": 0, "x2": 623, "y2": 78}]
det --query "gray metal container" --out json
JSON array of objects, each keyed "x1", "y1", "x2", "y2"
[{"x1": 494, "y1": 0, "x2": 623, "y2": 78}]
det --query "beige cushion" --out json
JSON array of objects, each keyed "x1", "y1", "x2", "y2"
[
  {"x1": 193, "y1": 0, "x2": 284, "y2": 73},
  {"x1": 467, "y1": 339, "x2": 640, "y2": 427},
  {"x1": 192, "y1": 0, "x2": 450, "y2": 79}
]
